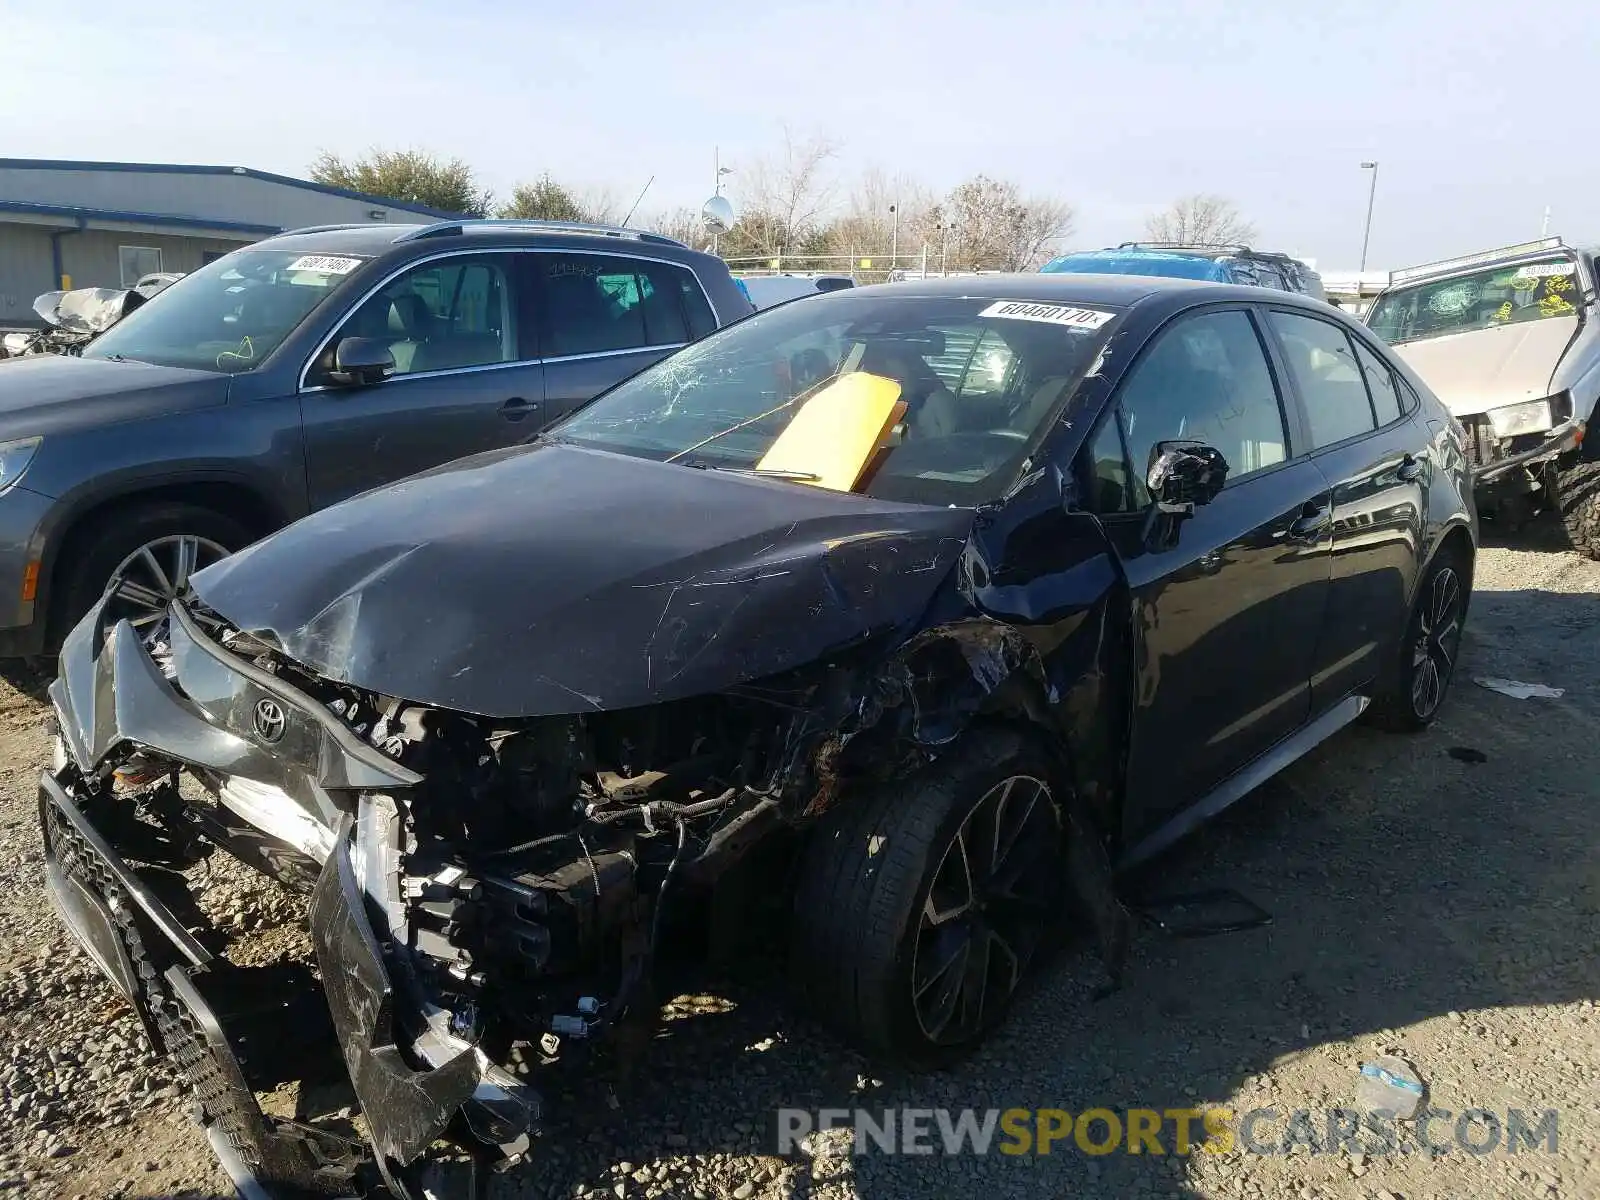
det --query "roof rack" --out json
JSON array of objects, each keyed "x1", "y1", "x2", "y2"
[
  {"x1": 1388, "y1": 237, "x2": 1568, "y2": 286},
  {"x1": 1116, "y1": 241, "x2": 1256, "y2": 255},
  {"x1": 275, "y1": 223, "x2": 380, "y2": 236},
  {"x1": 393, "y1": 219, "x2": 686, "y2": 247}
]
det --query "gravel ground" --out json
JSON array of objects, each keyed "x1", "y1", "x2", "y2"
[{"x1": 0, "y1": 531, "x2": 1597, "y2": 1200}]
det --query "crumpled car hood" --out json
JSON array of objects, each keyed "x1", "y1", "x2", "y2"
[
  {"x1": 1391, "y1": 316, "x2": 1576, "y2": 417},
  {"x1": 191, "y1": 441, "x2": 976, "y2": 717}
]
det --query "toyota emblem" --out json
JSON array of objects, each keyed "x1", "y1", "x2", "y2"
[{"x1": 252, "y1": 698, "x2": 287, "y2": 743}]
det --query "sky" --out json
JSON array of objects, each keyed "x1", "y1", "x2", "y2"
[{"x1": 2, "y1": 0, "x2": 1596, "y2": 271}]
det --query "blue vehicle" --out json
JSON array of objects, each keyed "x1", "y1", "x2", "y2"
[{"x1": 1043, "y1": 243, "x2": 1326, "y2": 300}]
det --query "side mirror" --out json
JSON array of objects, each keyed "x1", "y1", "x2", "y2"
[
  {"x1": 1146, "y1": 440, "x2": 1229, "y2": 515},
  {"x1": 328, "y1": 337, "x2": 394, "y2": 387}
]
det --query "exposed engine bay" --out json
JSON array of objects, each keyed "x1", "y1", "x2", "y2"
[{"x1": 43, "y1": 594, "x2": 929, "y2": 1197}]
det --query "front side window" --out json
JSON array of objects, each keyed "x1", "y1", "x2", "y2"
[
  {"x1": 319, "y1": 255, "x2": 519, "y2": 380},
  {"x1": 84, "y1": 249, "x2": 360, "y2": 374},
  {"x1": 540, "y1": 254, "x2": 709, "y2": 357},
  {"x1": 1366, "y1": 255, "x2": 1583, "y2": 345},
  {"x1": 1114, "y1": 309, "x2": 1289, "y2": 498},
  {"x1": 551, "y1": 293, "x2": 1122, "y2": 507},
  {"x1": 1083, "y1": 405, "x2": 1141, "y2": 513},
  {"x1": 1269, "y1": 311, "x2": 1377, "y2": 449}
]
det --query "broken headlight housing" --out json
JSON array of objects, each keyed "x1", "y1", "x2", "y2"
[{"x1": 1485, "y1": 392, "x2": 1570, "y2": 439}]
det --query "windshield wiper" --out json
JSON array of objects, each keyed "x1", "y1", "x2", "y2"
[{"x1": 708, "y1": 466, "x2": 822, "y2": 481}]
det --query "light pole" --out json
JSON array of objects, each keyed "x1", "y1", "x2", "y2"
[
  {"x1": 1358, "y1": 161, "x2": 1379, "y2": 274},
  {"x1": 890, "y1": 202, "x2": 899, "y2": 270},
  {"x1": 712, "y1": 148, "x2": 733, "y2": 254}
]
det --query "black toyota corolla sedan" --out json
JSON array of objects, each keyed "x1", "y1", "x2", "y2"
[{"x1": 40, "y1": 274, "x2": 1476, "y2": 1196}]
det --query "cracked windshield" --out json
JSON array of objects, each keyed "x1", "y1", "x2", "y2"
[
  {"x1": 1366, "y1": 254, "x2": 1583, "y2": 344},
  {"x1": 552, "y1": 293, "x2": 1118, "y2": 505}
]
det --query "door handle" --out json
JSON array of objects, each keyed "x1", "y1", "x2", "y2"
[
  {"x1": 499, "y1": 396, "x2": 542, "y2": 422},
  {"x1": 1288, "y1": 503, "x2": 1332, "y2": 541},
  {"x1": 1397, "y1": 453, "x2": 1424, "y2": 482}
]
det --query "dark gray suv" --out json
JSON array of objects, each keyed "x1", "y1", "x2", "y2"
[{"x1": 0, "y1": 219, "x2": 753, "y2": 655}]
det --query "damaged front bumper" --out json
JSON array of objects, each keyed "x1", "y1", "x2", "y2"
[
  {"x1": 40, "y1": 601, "x2": 541, "y2": 1198},
  {"x1": 1466, "y1": 416, "x2": 1583, "y2": 495}
]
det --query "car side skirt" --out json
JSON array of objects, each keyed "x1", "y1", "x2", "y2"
[{"x1": 1115, "y1": 693, "x2": 1369, "y2": 873}]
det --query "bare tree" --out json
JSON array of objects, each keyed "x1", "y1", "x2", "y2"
[
  {"x1": 1143, "y1": 194, "x2": 1258, "y2": 246},
  {"x1": 729, "y1": 129, "x2": 839, "y2": 258},
  {"x1": 822, "y1": 169, "x2": 936, "y2": 271},
  {"x1": 574, "y1": 184, "x2": 623, "y2": 225},
  {"x1": 932, "y1": 176, "x2": 1075, "y2": 272},
  {"x1": 642, "y1": 206, "x2": 711, "y2": 250}
]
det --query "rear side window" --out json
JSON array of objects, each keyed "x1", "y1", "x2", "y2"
[
  {"x1": 1268, "y1": 311, "x2": 1377, "y2": 449},
  {"x1": 539, "y1": 254, "x2": 710, "y2": 356},
  {"x1": 1352, "y1": 339, "x2": 1403, "y2": 425}
]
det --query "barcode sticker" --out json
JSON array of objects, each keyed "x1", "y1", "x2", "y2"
[
  {"x1": 1514, "y1": 262, "x2": 1575, "y2": 279},
  {"x1": 980, "y1": 300, "x2": 1115, "y2": 329},
  {"x1": 288, "y1": 255, "x2": 364, "y2": 275}
]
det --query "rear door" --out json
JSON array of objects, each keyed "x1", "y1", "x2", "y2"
[
  {"x1": 1083, "y1": 306, "x2": 1334, "y2": 838},
  {"x1": 1263, "y1": 308, "x2": 1428, "y2": 710},
  {"x1": 535, "y1": 252, "x2": 719, "y2": 421},
  {"x1": 299, "y1": 251, "x2": 544, "y2": 508}
]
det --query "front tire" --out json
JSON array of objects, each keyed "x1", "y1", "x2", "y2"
[
  {"x1": 1556, "y1": 458, "x2": 1600, "y2": 561},
  {"x1": 790, "y1": 728, "x2": 1065, "y2": 1067},
  {"x1": 1368, "y1": 546, "x2": 1469, "y2": 732},
  {"x1": 52, "y1": 503, "x2": 248, "y2": 648}
]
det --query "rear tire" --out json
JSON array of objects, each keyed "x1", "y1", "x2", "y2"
[
  {"x1": 1556, "y1": 458, "x2": 1600, "y2": 561},
  {"x1": 52, "y1": 503, "x2": 250, "y2": 648},
  {"x1": 789, "y1": 727, "x2": 1065, "y2": 1068},
  {"x1": 1367, "y1": 544, "x2": 1469, "y2": 732}
]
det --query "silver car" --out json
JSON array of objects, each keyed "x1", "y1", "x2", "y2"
[{"x1": 1365, "y1": 236, "x2": 1600, "y2": 556}]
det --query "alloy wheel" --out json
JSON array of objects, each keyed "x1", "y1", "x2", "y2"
[
  {"x1": 1410, "y1": 565, "x2": 1463, "y2": 720},
  {"x1": 910, "y1": 774, "x2": 1061, "y2": 1045},
  {"x1": 103, "y1": 534, "x2": 230, "y2": 630}
]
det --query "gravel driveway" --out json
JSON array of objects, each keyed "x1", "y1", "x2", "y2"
[{"x1": 1, "y1": 534, "x2": 1596, "y2": 1200}]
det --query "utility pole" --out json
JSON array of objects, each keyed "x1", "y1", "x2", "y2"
[
  {"x1": 1358, "y1": 161, "x2": 1380, "y2": 274},
  {"x1": 940, "y1": 223, "x2": 952, "y2": 276},
  {"x1": 890, "y1": 201, "x2": 899, "y2": 270}
]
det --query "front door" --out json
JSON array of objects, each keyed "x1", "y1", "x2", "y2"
[
  {"x1": 1263, "y1": 309, "x2": 1428, "y2": 710},
  {"x1": 1082, "y1": 307, "x2": 1334, "y2": 840},
  {"x1": 300, "y1": 252, "x2": 545, "y2": 508}
]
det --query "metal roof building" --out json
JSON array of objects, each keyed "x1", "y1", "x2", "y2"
[{"x1": 0, "y1": 158, "x2": 459, "y2": 327}]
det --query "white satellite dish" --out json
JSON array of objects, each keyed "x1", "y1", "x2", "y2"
[{"x1": 702, "y1": 195, "x2": 735, "y2": 235}]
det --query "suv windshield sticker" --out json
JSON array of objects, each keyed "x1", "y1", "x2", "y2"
[
  {"x1": 1515, "y1": 262, "x2": 1577, "y2": 280},
  {"x1": 287, "y1": 255, "x2": 364, "y2": 275},
  {"x1": 980, "y1": 300, "x2": 1114, "y2": 329}
]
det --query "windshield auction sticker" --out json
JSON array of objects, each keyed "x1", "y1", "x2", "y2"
[
  {"x1": 1515, "y1": 262, "x2": 1576, "y2": 280},
  {"x1": 981, "y1": 300, "x2": 1115, "y2": 329},
  {"x1": 287, "y1": 255, "x2": 364, "y2": 275}
]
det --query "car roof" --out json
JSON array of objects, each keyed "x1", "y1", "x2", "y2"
[
  {"x1": 245, "y1": 221, "x2": 701, "y2": 261},
  {"x1": 851, "y1": 271, "x2": 1270, "y2": 307}
]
